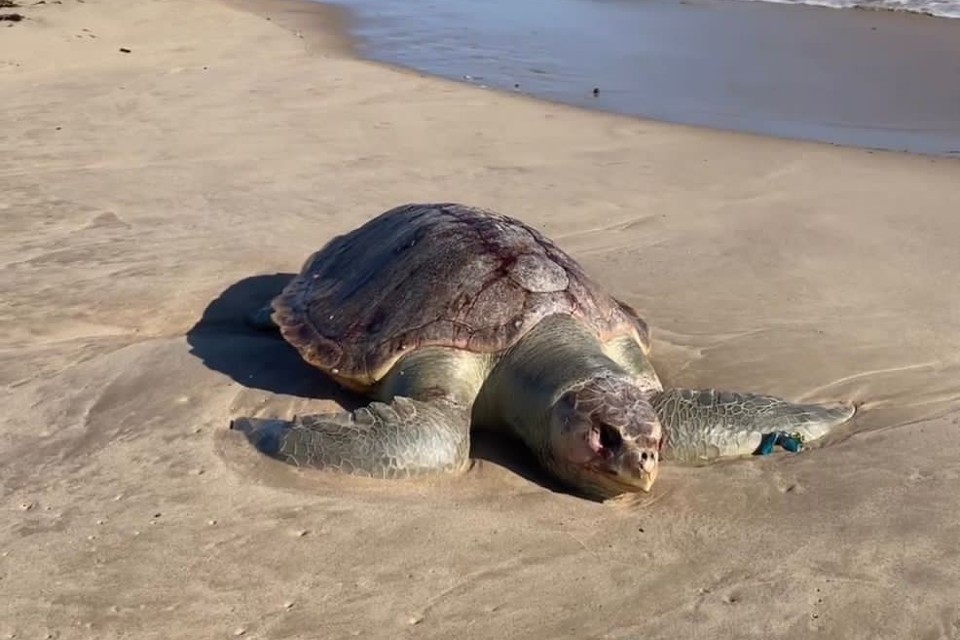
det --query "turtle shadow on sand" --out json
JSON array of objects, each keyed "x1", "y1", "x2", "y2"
[
  {"x1": 186, "y1": 273, "x2": 361, "y2": 408},
  {"x1": 185, "y1": 273, "x2": 562, "y2": 493}
]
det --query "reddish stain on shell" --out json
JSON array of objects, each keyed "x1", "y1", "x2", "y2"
[{"x1": 272, "y1": 203, "x2": 648, "y2": 385}]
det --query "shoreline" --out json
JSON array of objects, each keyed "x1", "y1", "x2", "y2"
[
  {"x1": 221, "y1": 0, "x2": 357, "y2": 56},
  {"x1": 219, "y1": 0, "x2": 839, "y2": 157},
  {"x1": 279, "y1": 0, "x2": 960, "y2": 157}
]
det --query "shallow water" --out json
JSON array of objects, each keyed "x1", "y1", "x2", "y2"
[{"x1": 325, "y1": 0, "x2": 960, "y2": 155}]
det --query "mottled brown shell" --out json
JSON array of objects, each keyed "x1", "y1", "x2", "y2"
[{"x1": 272, "y1": 203, "x2": 650, "y2": 388}]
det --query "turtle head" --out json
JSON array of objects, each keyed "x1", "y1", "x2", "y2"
[{"x1": 547, "y1": 375, "x2": 663, "y2": 498}]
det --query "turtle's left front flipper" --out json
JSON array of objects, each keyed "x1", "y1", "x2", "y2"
[
  {"x1": 650, "y1": 389, "x2": 855, "y2": 463},
  {"x1": 231, "y1": 397, "x2": 471, "y2": 479}
]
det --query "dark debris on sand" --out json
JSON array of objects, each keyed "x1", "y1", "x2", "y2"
[
  {"x1": 1, "y1": 0, "x2": 22, "y2": 24},
  {"x1": 3, "y1": 0, "x2": 70, "y2": 27}
]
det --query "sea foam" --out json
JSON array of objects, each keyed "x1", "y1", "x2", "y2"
[{"x1": 741, "y1": 0, "x2": 960, "y2": 18}]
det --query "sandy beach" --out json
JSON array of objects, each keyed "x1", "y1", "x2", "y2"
[{"x1": 2, "y1": 0, "x2": 960, "y2": 638}]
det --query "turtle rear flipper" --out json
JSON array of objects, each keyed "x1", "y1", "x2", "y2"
[
  {"x1": 245, "y1": 304, "x2": 279, "y2": 332},
  {"x1": 231, "y1": 397, "x2": 471, "y2": 479},
  {"x1": 651, "y1": 389, "x2": 855, "y2": 464}
]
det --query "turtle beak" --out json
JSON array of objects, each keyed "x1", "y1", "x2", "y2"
[
  {"x1": 593, "y1": 439, "x2": 660, "y2": 494},
  {"x1": 626, "y1": 440, "x2": 660, "y2": 492},
  {"x1": 638, "y1": 463, "x2": 658, "y2": 492}
]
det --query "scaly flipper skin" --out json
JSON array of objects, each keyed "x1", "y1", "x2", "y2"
[
  {"x1": 231, "y1": 397, "x2": 471, "y2": 479},
  {"x1": 650, "y1": 389, "x2": 856, "y2": 463},
  {"x1": 246, "y1": 305, "x2": 278, "y2": 332}
]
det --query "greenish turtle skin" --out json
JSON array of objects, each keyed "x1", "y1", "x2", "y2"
[{"x1": 233, "y1": 203, "x2": 853, "y2": 499}]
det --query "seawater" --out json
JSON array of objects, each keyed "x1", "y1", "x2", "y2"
[{"x1": 324, "y1": 0, "x2": 960, "y2": 155}]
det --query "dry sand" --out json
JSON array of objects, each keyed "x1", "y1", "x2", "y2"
[{"x1": 2, "y1": 0, "x2": 959, "y2": 638}]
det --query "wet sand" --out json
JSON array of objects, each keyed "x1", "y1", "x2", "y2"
[
  {"x1": 2, "y1": 0, "x2": 960, "y2": 638},
  {"x1": 329, "y1": 0, "x2": 960, "y2": 156}
]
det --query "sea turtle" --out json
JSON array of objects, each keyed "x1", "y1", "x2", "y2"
[{"x1": 233, "y1": 203, "x2": 854, "y2": 499}]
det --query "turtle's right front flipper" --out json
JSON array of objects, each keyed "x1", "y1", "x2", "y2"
[{"x1": 231, "y1": 397, "x2": 471, "y2": 479}]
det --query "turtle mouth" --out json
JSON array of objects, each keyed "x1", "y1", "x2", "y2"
[{"x1": 592, "y1": 464, "x2": 656, "y2": 493}]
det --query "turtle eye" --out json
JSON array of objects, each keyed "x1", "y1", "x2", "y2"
[{"x1": 598, "y1": 422, "x2": 623, "y2": 451}]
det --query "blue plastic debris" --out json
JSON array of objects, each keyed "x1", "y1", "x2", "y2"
[{"x1": 756, "y1": 431, "x2": 805, "y2": 456}]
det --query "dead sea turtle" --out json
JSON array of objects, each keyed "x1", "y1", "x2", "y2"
[{"x1": 233, "y1": 203, "x2": 853, "y2": 499}]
